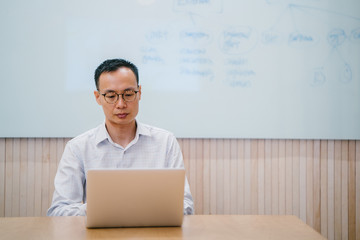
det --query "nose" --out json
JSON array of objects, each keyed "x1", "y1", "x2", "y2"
[{"x1": 115, "y1": 95, "x2": 127, "y2": 108}]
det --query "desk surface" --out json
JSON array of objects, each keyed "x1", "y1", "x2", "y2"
[{"x1": 0, "y1": 215, "x2": 325, "y2": 240}]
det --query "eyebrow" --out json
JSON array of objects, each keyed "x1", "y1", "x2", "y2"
[{"x1": 102, "y1": 87, "x2": 137, "y2": 93}]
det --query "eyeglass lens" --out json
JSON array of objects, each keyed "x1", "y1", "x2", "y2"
[{"x1": 104, "y1": 90, "x2": 137, "y2": 103}]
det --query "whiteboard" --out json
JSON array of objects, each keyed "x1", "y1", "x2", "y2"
[{"x1": 0, "y1": 0, "x2": 359, "y2": 139}]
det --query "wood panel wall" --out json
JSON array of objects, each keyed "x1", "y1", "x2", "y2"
[{"x1": 0, "y1": 138, "x2": 359, "y2": 240}]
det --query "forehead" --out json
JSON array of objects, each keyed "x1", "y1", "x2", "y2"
[{"x1": 98, "y1": 67, "x2": 137, "y2": 90}]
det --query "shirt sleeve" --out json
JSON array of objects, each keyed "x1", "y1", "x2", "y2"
[
  {"x1": 47, "y1": 141, "x2": 87, "y2": 216},
  {"x1": 183, "y1": 177, "x2": 195, "y2": 215},
  {"x1": 167, "y1": 134, "x2": 195, "y2": 215}
]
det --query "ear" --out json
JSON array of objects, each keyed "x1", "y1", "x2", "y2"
[
  {"x1": 94, "y1": 90, "x2": 101, "y2": 105},
  {"x1": 138, "y1": 85, "x2": 142, "y2": 101}
]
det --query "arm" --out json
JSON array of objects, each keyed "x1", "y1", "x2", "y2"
[
  {"x1": 183, "y1": 177, "x2": 195, "y2": 215},
  {"x1": 47, "y1": 142, "x2": 86, "y2": 216},
  {"x1": 167, "y1": 135, "x2": 195, "y2": 215}
]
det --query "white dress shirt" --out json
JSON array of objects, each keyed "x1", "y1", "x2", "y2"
[{"x1": 47, "y1": 121, "x2": 194, "y2": 216}]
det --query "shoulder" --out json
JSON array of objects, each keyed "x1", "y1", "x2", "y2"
[
  {"x1": 137, "y1": 123, "x2": 182, "y2": 158},
  {"x1": 66, "y1": 124, "x2": 103, "y2": 148},
  {"x1": 137, "y1": 122, "x2": 179, "y2": 149},
  {"x1": 138, "y1": 122, "x2": 176, "y2": 140}
]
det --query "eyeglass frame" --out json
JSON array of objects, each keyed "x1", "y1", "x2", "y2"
[{"x1": 99, "y1": 89, "x2": 139, "y2": 104}]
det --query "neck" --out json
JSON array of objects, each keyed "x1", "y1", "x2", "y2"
[{"x1": 105, "y1": 120, "x2": 137, "y2": 148}]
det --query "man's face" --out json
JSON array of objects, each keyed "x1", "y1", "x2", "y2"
[{"x1": 94, "y1": 67, "x2": 141, "y2": 128}]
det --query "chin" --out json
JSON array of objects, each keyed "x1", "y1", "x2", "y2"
[{"x1": 114, "y1": 118, "x2": 135, "y2": 126}]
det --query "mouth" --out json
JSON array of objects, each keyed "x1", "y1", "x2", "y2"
[{"x1": 116, "y1": 113, "x2": 128, "y2": 119}]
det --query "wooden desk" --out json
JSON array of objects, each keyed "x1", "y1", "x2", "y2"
[{"x1": 0, "y1": 215, "x2": 325, "y2": 240}]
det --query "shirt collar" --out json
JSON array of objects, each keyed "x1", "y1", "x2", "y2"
[
  {"x1": 136, "y1": 121, "x2": 151, "y2": 137},
  {"x1": 95, "y1": 122, "x2": 108, "y2": 145},
  {"x1": 95, "y1": 120, "x2": 151, "y2": 146}
]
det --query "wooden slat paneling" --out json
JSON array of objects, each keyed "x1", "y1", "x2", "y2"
[
  {"x1": 257, "y1": 139, "x2": 265, "y2": 215},
  {"x1": 216, "y1": 139, "x2": 224, "y2": 214},
  {"x1": 230, "y1": 139, "x2": 238, "y2": 214},
  {"x1": 306, "y1": 140, "x2": 314, "y2": 228},
  {"x1": 244, "y1": 139, "x2": 251, "y2": 214},
  {"x1": 0, "y1": 138, "x2": 359, "y2": 240},
  {"x1": 202, "y1": 139, "x2": 210, "y2": 214},
  {"x1": 334, "y1": 140, "x2": 342, "y2": 240},
  {"x1": 19, "y1": 139, "x2": 28, "y2": 216},
  {"x1": 11, "y1": 139, "x2": 20, "y2": 217},
  {"x1": 278, "y1": 140, "x2": 286, "y2": 215},
  {"x1": 237, "y1": 139, "x2": 245, "y2": 215},
  {"x1": 223, "y1": 139, "x2": 231, "y2": 214},
  {"x1": 0, "y1": 139, "x2": 5, "y2": 217},
  {"x1": 209, "y1": 139, "x2": 217, "y2": 214},
  {"x1": 341, "y1": 141, "x2": 349, "y2": 240},
  {"x1": 313, "y1": 140, "x2": 321, "y2": 233},
  {"x1": 328, "y1": 140, "x2": 335, "y2": 240},
  {"x1": 271, "y1": 140, "x2": 279, "y2": 215},
  {"x1": 299, "y1": 140, "x2": 307, "y2": 222},
  {"x1": 264, "y1": 139, "x2": 272, "y2": 215},
  {"x1": 34, "y1": 138, "x2": 43, "y2": 216},
  {"x1": 41, "y1": 139, "x2": 50, "y2": 217},
  {"x1": 26, "y1": 139, "x2": 35, "y2": 217},
  {"x1": 356, "y1": 141, "x2": 360, "y2": 240},
  {"x1": 320, "y1": 140, "x2": 328, "y2": 238},
  {"x1": 348, "y1": 141, "x2": 356, "y2": 240},
  {"x1": 251, "y1": 140, "x2": 258, "y2": 215},
  {"x1": 292, "y1": 140, "x2": 300, "y2": 218}
]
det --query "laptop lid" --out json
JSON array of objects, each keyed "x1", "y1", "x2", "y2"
[{"x1": 86, "y1": 168, "x2": 185, "y2": 228}]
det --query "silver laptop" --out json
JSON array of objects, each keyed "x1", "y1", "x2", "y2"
[{"x1": 86, "y1": 168, "x2": 185, "y2": 228}]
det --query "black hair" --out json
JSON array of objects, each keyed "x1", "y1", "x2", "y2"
[{"x1": 94, "y1": 58, "x2": 139, "y2": 90}]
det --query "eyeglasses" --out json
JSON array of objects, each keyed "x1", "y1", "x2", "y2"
[{"x1": 100, "y1": 90, "x2": 139, "y2": 104}]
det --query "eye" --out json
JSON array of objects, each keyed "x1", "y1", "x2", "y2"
[
  {"x1": 124, "y1": 91, "x2": 135, "y2": 97},
  {"x1": 105, "y1": 92, "x2": 117, "y2": 98}
]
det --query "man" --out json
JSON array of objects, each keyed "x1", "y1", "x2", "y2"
[{"x1": 47, "y1": 58, "x2": 194, "y2": 216}]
